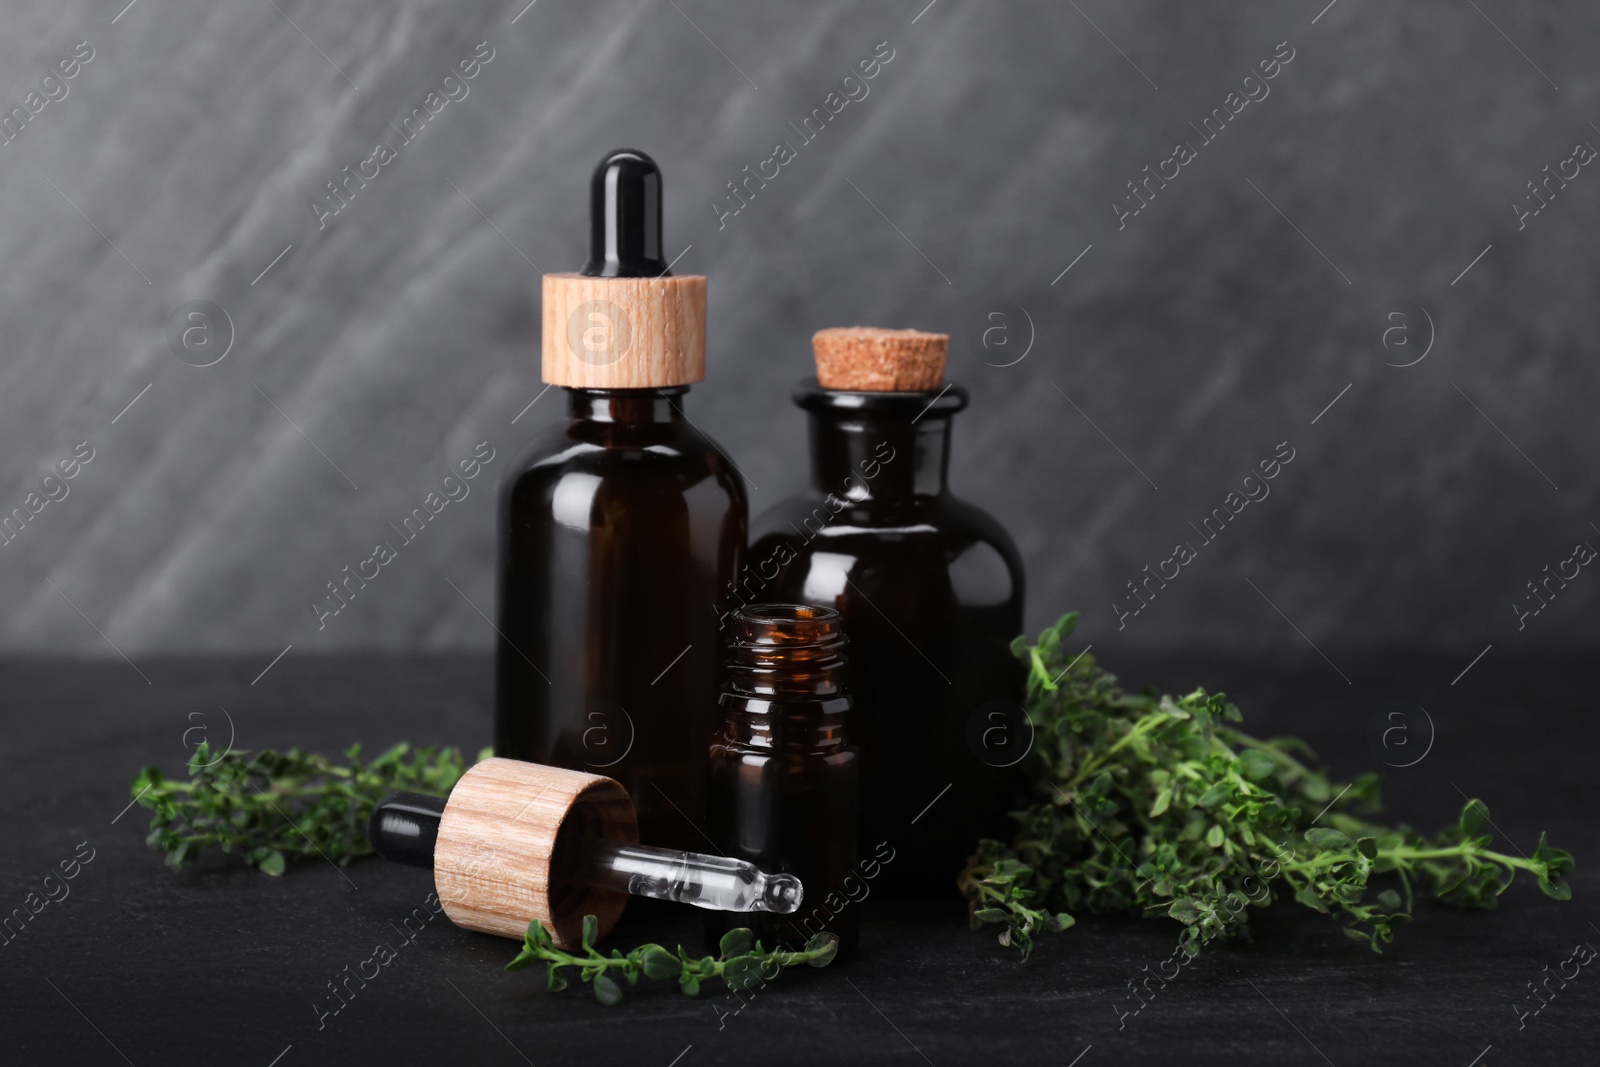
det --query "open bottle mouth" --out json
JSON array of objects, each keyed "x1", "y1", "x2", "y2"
[
  {"x1": 749, "y1": 604, "x2": 827, "y2": 618},
  {"x1": 724, "y1": 603, "x2": 848, "y2": 700},
  {"x1": 738, "y1": 602, "x2": 840, "y2": 627},
  {"x1": 729, "y1": 603, "x2": 845, "y2": 649}
]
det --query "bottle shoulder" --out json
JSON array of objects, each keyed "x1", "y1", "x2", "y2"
[
  {"x1": 753, "y1": 490, "x2": 1020, "y2": 560},
  {"x1": 504, "y1": 419, "x2": 745, "y2": 498},
  {"x1": 749, "y1": 491, "x2": 1023, "y2": 609}
]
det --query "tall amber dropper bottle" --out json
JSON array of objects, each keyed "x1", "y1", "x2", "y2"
[{"x1": 496, "y1": 149, "x2": 747, "y2": 851}]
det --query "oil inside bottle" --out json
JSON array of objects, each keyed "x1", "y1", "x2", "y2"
[{"x1": 496, "y1": 387, "x2": 746, "y2": 849}]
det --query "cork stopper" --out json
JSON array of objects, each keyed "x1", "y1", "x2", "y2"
[
  {"x1": 541, "y1": 149, "x2": 706, "y2": 388},
  {"x1": 812, "y1": 327, "x2": 948, "y2": 391},
  {"x1": 432, "y1": 758, "x2": 637, "y2": 948}
]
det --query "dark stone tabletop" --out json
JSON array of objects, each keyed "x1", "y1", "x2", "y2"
[{"x1": 1, "y1": 648, "x2": 1594, "y2": 1066}]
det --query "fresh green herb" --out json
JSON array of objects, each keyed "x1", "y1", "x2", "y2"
[
  {"x1": 131, "y1": 742, "x2": 486, "y2": 874},
  {"x1": 505, "y1": 917, "x2": 839, "y2": 1005},
  {"x1": 960, "y1": 613, "x2": 1575, "y2": 959},
  {"x1": 131, "y1": 620, "x2": 1572, "y2": 982}
]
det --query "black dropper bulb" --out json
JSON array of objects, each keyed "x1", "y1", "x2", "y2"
[
  {"x1": 368, "y1": 792, "x2": 446, "y2": 869},
  {"x1": 581, "y1": 148, "x2": 669, "y2": 278}
]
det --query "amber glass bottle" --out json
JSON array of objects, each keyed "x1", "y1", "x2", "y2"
[
  {"x1": 745, "y1": 338, "x2": 1026, "y2": 897},
  {"x1": 495, "y1": 150, "x2": 747, "y2": 851},
  {"x1": 706, "y1": 604, "x2": 861, "y2": 954}
]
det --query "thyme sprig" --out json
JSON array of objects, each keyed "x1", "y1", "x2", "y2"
[
  {"x1": 131, "y1": 742, "x2": 485, "y2": 874},
  {"x1": 960, "y1": 613, "x2": 1575, "y2": 958},
  {"x1": 506, "y1": 917, "x2": 839, "y2": 1005}
]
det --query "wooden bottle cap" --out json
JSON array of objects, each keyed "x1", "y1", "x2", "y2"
[
  {"x1": 433, "y1": 757, "x2": 638, "y2": 948},
  {"x1": 541, "y1": 273, "x2": 707, "y2": 388},
  {"x1": 813, "y1": 326, "x2": 948, "y2": 391}
]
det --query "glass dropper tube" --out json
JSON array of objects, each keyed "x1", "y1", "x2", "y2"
[
  {"x1": 572, "y1": 837, "x2": 802, "y2": 913},
  {"x1": 368, "y1": 792, "x2": 802, "y2": 914}
]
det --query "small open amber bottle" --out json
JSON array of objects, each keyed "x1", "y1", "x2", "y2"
[{"x1": 706, "y1": 604, "x2": 861, "y2": 955}]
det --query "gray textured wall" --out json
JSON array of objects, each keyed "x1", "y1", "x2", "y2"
[{"x1": 1, "y1": 0, "x2": 1595, "y2": 671}]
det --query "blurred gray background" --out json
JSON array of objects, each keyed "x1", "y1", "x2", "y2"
[{"x1": 1, "y1": 0, "x2": 1595, "y2": 672}]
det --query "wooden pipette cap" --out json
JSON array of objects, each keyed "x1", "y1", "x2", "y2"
[
  {"x1": 813, "y1": 326, "x2": 948, "y2": 391},
  {"x1": 431, "y1": 758, "x2": 637, "y2": 948},
  {"x1": 541, "y1": 149, "x2": 706, "y2": 388}
]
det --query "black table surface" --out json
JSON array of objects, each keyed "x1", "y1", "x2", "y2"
[{"x1": 2, "y1": 649, "x2": 1595, "y2": 1067}]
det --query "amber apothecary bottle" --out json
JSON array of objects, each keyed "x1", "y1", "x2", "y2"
[
  {"x1": 495, "y1": 150, "x2": 747, "y2": 851},
  {"x1": 742, "y1": 328, "x2": 1026, "y2": 896},
  {"x1": 706, "y1": 604, "x2": 861, "y2": 954}
]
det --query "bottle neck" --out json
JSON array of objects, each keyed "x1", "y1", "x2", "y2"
[
  {"x1": 721, "y1": 604, "x2": 849, "y2": 752},
  {"x1": 565, "y1": 386, "x2": 687, "y2": 425},
  {"x1": 795, "y1": 381, "x2": 967, "y2": 500}
]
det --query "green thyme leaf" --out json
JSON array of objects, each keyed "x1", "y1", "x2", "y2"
[
  {"x1": 960, "y1": 612, "x2": 1576, "y2": 959},
  {"x1": 130, "y1": 743, "x2": 487, "y2": 873},
  {"x1": 507, "y1": 921, "x2": 837, "y2": 1004},
  {"x1": 718, "y1": 928, "x2": 753, "y2": 957},
  {"x1": 640, "y1": 945, "x2": 680, "y2": 980}
]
